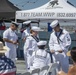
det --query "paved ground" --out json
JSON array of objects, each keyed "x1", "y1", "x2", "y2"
[
  {"x1": 15, "y1": 59, "x2": 72, "y2": 75},
  {"x1": 16, "y1": 60, "x2": 26, "y2": 75}
]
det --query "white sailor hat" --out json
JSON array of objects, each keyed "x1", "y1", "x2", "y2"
[
  {"x1": 11, "y1": 21, "x2": 19, "y2": 27},
  {"x1": 37, "y1": 41, "x2": 47, "y2": 46},
  {"x1": 50, "y1": 20, "x2": 59, "y2": 28},
  {"x1": 31, "y1": 26, "x2": 42, "y2": 31},
  {"x1": 23, "y1": 20, "x2": 31, "y2": 25}
]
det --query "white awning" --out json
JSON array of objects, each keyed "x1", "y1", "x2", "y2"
[{"x1": 16, "y1": 0, "x2": 76, "y2": 22}]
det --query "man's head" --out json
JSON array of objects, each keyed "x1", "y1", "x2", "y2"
[
  {"x1": 30, "y1": 26, "x2": 42, "y2": 36},
  {"x1": 50, "y1": 20, "x2": 60, "y2": 32},
  {"x1": 23, "y1": 20, "x2": 31, "y2": 28},
  {"x1": 37, "y1": 41, "x2": 47, "y2": 49},
  {"x1": 10, "y1": 22, "x2": 19, "y2": 30}
]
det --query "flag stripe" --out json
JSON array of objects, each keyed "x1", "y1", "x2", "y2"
[
  {"x1": 0, "y1": 68, "x2": 16, "y2": 74},
  {"x1": 0, "y1": 71, "x2": 16, "y2": 75}
]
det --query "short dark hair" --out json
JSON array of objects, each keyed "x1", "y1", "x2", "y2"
[
  {"x1": 12, "y1": 22, "x2": 18, "y2": 28},
  {"x1": 25, "y1": 24, "x2": 30, "y2": 27},
  {"x1": 56, "y1": 23, "x2": 60, "y2": 27},
  {"x1": 38, "y1": 45, "x2": 45, "y2": 49}
]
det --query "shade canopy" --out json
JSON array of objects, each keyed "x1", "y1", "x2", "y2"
[
  {"x1": 16, "y1": 0, "x2": 76, "y2": 22},
  {"x1": 0, "y1": 0, "x2": 20, "y2": 21}
]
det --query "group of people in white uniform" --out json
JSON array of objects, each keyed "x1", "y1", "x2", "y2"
[{"x1": 2, "y1": 19, "x2": 71, "y2": 74}]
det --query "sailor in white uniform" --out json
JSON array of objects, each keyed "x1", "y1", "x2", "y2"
[
  {"x1": 22, "y1": 21, "x2": 31, "y2": 70},
  {"x1": 30, "y1": 41, "x2": 51, "y2": 70},
  {"x1": 49, "y1": 20, "x2": 71, "y2": 73},
  {"x1": 22, "y1": 20, "x2": 31, "y2": 41},
  {"x1": 24, "y1": 26, "x2": 41, "y2": 70},
  {"x1": 3, "y1": 22, "x2": 19, "y2": 63}
]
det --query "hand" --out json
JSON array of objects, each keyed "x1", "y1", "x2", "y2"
[
  {"x1": 58, "y1": 50, "x2": 63, "y2": 53},
  {"x1": 57, "y1": 71, "x2": 67, "y2": 75},
  {"x1": 12, "y1": 41, "x2": 18, "y2": 44},
  {"x1": 50, "y1": 50, "x2": 55, "y2": 54}
]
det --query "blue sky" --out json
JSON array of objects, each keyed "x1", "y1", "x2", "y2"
[{"x1": 9, "y1": 0, "x2": 76, "y2": 10}]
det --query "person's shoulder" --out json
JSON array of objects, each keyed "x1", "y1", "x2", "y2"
[
  {"x1": 3, "y1": 28, "x2": 9, "y2": 34},
  {"x1": 26, "y1": 35, "x2": 32, "y2": 39},
  {"x1": 68, "y1": 65, "x2": 76, "y2": 74},
  {"x1": 63, "y1": 29, "x2": 69, "y2": 34},
  {"x1": 50, "y1": 31, "x2": 55, "y2": 35}
]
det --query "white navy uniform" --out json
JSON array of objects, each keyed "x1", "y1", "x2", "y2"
[
  {"x1": 24, "y1": 35, "x2": 39, "y2": 70},
  {"x1": 49, "y1": 29, "x2": 71, "y2": 73},
  {"x1": 30, "y1": 49, "x2": 51, "y2": 70},
  {"x1": 22, "y1": 27, "x2": 30, "y2": 40},
  {"x1": 24, "y1": 26, "x2": 41, "y2": 70},
  {"x1": 22, "y1": 28, "x2": 30, "y2": 69},
  {"x1": 22, "y1": 21, "x2": 31, "y2": 68},
  {"x1": 22, "y1": 20, "x2": 31, "y2": 41},
  {"x1": 3, "y1": 28, "x2": 18, "y2": 62}
]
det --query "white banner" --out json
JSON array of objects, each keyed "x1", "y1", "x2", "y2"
[{"x1": 16, "y1": 11, "x2": 76, "y2": 19}]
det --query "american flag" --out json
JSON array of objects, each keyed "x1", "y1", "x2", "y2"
[{"x1": 0, "y1": 56, "x2": 16, "y2": 75}]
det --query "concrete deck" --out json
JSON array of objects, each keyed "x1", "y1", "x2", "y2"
[
  {"x1": 16, "y1": 60, "x2": 26, "y2": 75},
  {"x1": 16, "y1": 59, "x2": 72, "y2": 75}
]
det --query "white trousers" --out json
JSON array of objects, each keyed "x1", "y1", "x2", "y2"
[
  {"x1": 24, "y1": 50, "x2": 32, "y2": 70},
  {"x1": 5, "y1": 47, "x2": 17, "y2": 64},
  {"x1": 52, "y1": 53, "x2": 69, "y2": 73}
]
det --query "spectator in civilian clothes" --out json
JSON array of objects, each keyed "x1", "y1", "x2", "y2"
[
  {"x1": 0, "y1": 41, "x2": 16, "y2": 75},
  {"x1": 57, "y1": 47, "x2": 76, "y2": 75}
]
